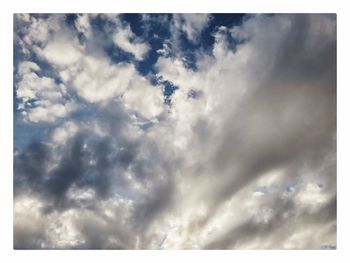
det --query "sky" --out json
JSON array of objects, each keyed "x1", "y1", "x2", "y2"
[{"x1": 13, "y1": 13, "x2": 336, "y2": 249}]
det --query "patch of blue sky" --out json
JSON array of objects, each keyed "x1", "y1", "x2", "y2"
[
  {"x1": 64, "y1": 13, "x2": 78, "y2": 29},
  {"x1": 149, "y1": 74, "x2": 178, "y2": 105},
  {"x1": 71, "y1": 14, "x2": 247, "y2": 77},
  {"x1": 90, "y1": 14, "x2": 116, "y2": 35},
  {"x1": 14, "y1": 117, "x2": 51, "y2": 149},
  {"x1": 120, "y1": 14, "x2": 145, "y2": 37},
  {"x1": 106, "y1": 43, "x2": 136, "y2": 64},
  {"x1": 121, "y1": 14, "x2": 172, "y2": 75},
  {"x1": 201, "y1": 14, "x2": 246, "y2": 53}
]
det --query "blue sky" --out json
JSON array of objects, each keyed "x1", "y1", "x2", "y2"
[{"x1": 13, "y1": 14, "x2": 336, "y2": 249}]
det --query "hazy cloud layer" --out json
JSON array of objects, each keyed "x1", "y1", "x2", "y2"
[{"x1": 14, "y1": 14, "x2": 336, "y2": 249}]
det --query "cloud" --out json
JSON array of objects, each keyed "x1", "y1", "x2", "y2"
[
  {"x1": 66, "y1": 55, "x2": 140, "y2": 102},
  {"x1": 156, "y1": 40, "x2": 172, "y2": 57},
  {"x1": 153, "y1": 13, "x2": 336, "y2": 248},
  {"x1": 75, "y1": 14, "x2": 92, "y2": 37},
  {"x1": 36, "y1": 39, "x2": 82, "y2": 67},
  {"x1": 113, "y1": 24, "x2": 150, "y2": 60},
  {"x1": 13, "y1": 109, "x2": 175, "y2": 248},
  {"x1": 15, "y1": 61, "x2": 76, "y2": 123},
  {"x1": 61, "y1": 54, "x2": 164, "y2": 119},
  {"x1": 17, "y1": 61, "x2": 40, "y2": 75},
  {"x1": 14, "y1": 14, "x2": 164, "y2": 122},
  {"x1": 14, "y1": 14, "x2": 336, "y2": 249},
  {"x1": 172, "y1": 14, "x2": 211, "y2": 43},
  {"x1": 50, "y1": 121, "x2": 79, "y2": 145}
]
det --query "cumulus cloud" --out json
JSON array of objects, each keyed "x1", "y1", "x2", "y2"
[
  {"x1": 113, "y1": 24, "x2": 151, "y2": 60},
  {"x1": 75, "y1": 14, "x2": 92, "y2": 37},
  {"x1": 14, "y1": 14, "x2": 164, "y2": 122},
  {"x1": 60, "y1": 54, "x2": 164, "y2": 119},
  {"x1": 50, "y1": 121, "x2": 79, "y2": 145},
  {"x1": 37, "y1": 39, "x2": 82, "y2": 67},
  {"x1": 14, "y1": 14, "x2": 336, "y2": 249},
  {"x1": 15, "y1": 61, "x2": 76, "y2": 123}
]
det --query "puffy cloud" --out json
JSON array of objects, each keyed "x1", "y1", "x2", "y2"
[
  {"x1": 14, "y1": 14, "x2": 336, "y2": 249},
  {"x1": 156, "y1": 40, "x2": 172, "y2": 57},
  {"x1": 122, "y1": 80, "x2": 164, "y2": 119},
  {"x1": 113, "y1": 24, "x2": 150, "y2": 60},
  {"x1": 17, "y1": 61, "x2": 40, "y2": 75},
  {"x1": 14, "y1": 14, "x2": 164, "y2": 122},
  {"x1": 15, "y1": 61, "x2": 76, "y2": 123},
  {"x1": 67, "y1": 56, "x2": 137, "y2": 102},
  {"x1": 75, "y1": 14, "x2": 92, "y2": 37},
  {"x1": 14, "y1": 106, "x2": 174, "y2": 248},
  {"x1": 13, "y1": 191, "x2": 135, "y2": 249},
  {"x1": 14, "y1": 15, "x2": 82, "y2": 123},
  {"x1": 14, "y1": 194, "x2": 47, "y2": 249},
  {"x1": 36, "y1": 39, "x2": 82, "y2": 67},
  {"x1": 50, "y1": 121, "x2": 79, "y2": 145},
  {"x1": 60, "y1": 54, "x2": 164, "y2": 119}
]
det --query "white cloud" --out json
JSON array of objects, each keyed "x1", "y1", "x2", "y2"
[
  {"x1": 36, "y1": 39, "x2": 82, "y2": 67},
  {"x1": 75, "y1": 14, "x2": 92, "y2": 37},
  {"x1": 50, "y1": 121, "x2": 79, "y2": 145},
  {"x1": 26, "y1": 102, "x2": 75, "y2": 123},
  {"x1": 14, "y1": 195, "x2": 46, "y2": 249},
  {"x1": 156, "y1": 41, "x2": 172, "y2": 57},
  {"x1": 16, "y1": 14, "x2": 83, "y2": 69},
  {"x1": 15, "y1": 14, "x2": 163, "y2": 122},
  {"x1": 59, "y1": 54, "x2": 164, "y2": 119},
  {"x1": 69, "y1": 56, "x2": 135, "y2": 102},
  {"x1": 122, "y1": 78, "x2": 164, "y2": 119},
  {"x1": 296, "y1": 183, "x2": 331, "y2": 211},
  {"x1": 18, "y1": 14, "x2": 62, "y2": 47},
  {"x1": 113, "y1": 25, "x2": 150, "y2": 60},
  {"x1": 16, "y1": 61, "x2": 76, "y2": 123},
  {"x1": 17, "y1": 61, "x2": 40, "y2": 75}
]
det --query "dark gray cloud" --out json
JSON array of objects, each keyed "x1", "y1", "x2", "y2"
[
  {"x1": 13, "y1": 109, "x2": 178, "y2": 248},
  {"x1": 14, "y1": 142, "x2": 51, "y2": 195}
]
